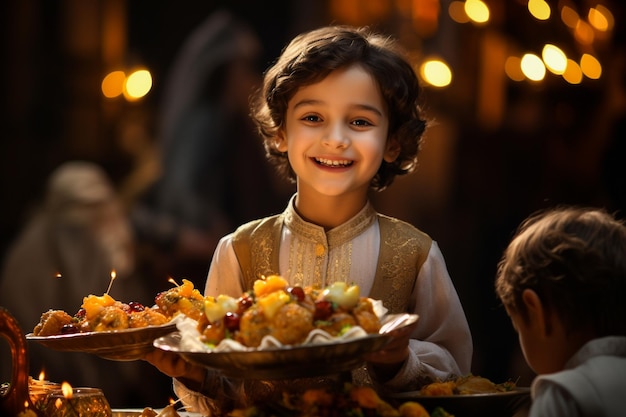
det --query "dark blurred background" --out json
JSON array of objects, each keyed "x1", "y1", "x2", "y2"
[{"x1": 1, "y1": 0, "x2": 624, "y2": 394}]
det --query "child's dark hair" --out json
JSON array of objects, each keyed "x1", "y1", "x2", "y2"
[
  {"x1": 251, "y1": 25, "x2": 426, "y2": 191},
  {"x1": 495, "y1": 206, "x2": 626, "y2": 337}
]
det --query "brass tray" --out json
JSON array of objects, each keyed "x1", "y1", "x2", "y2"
[
  {"x1": 153, "y1": 313, "x2": 418, "y2": 379},
  {"x1": 26, "y1": 322, "x2": 177, "y2": 361}
]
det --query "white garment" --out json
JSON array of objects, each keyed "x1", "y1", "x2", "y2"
[
  {"x1": 529, "y1": 336, "x2": 626, "y2": 417},
  {"x1": 175, "y1": 198, "x2": 473, "y2": 415}
]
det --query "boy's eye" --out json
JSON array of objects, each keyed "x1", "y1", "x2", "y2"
[
  {"x1": 301, "y1": 114, "x2": 321, "y2": 122},
  {"x1": 351, "y1": 119, "x2": 372, "y2": 127}
]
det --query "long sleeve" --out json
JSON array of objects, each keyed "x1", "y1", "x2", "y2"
[{"x1": 374, "y1": 242, "x2": 473, "y2": 391}]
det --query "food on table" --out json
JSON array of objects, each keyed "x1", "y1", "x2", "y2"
[
  {"x1": 420, "y1": 374, "x2": 517, "y2": 396},
  {"x1": 228, "y1": 384, "x2": 452, "y2": 417},
  {"x1": 195, "y1": 275, "x2": 382, "y2": 347},
  {"x1": 32, "y1": 293, "x2": 169, "y2": 336}
]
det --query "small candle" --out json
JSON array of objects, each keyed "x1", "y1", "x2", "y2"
[{"x1": 45, "y1": 384, "x2": 111, "y2": 417}]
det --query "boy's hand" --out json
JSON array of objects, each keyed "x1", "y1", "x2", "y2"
[
  {"x1": 363, "y1": 319, "x2": 418, "y2": 380},
  {"x1": 143, "y1": 349, "x2": 206, "y2": 387}
]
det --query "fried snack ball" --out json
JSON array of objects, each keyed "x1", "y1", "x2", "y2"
[
  {"x1": 128, "y1": 309, "x2": 168, "y2": 328},
  {"x1": 33, "y1": 310, "x2": 74, "y2": 336},
  {"x1": 83, "y1": 305, "x2": 129, "y2": 332},
  {"x1": 237, "y1": 306, "x2": 271, "y2": 347},
  {"x1": 271, "y1": 303, "x2": 314, "y2": 345}
]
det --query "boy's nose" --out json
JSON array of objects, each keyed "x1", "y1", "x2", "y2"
[{"x1": 322, "y1": 123, "x2": 350, "y2": 149}]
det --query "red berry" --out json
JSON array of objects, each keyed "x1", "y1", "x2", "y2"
[
  {"x1": 74, "y1": 308, "x2": 86, "y2": 320},
  {"x1": 314, "y1": 300, "x2": 334, "y2": 321},
  {"x1": 237, "y1": 294, "x2": 254, "y2": 313},
  {"x1": 223, "y1": 312, "x2": 240, "y2": 332},
  {"x1": 61, "y1": 324, "x2": 80, "y2": 334},
  {"x1": 288, "y1": 286, "x2": 305, "y2": 302},
  {"x1": 128, "y1": 301, "x2": 145, "y2": 312}
]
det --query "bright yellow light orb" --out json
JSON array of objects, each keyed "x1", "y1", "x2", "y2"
[
  {"x1": 542, "y1": 44, "x2": 567, "y2": 75},
  {"x1": 420, "y1": 59, "x2": 452, "y2": 88},
  {"x1": 528, "y1": 0, "x2": 550, "y2": 21},
  {"x1": 124, "y1": 69, "x2": 152, "y2": 101},
  {"x1": 520, "y1": 53, "x2": 546, "y2": 81},
  {"x1": 464, "y1": 0, "x2": 489, "y2": 24}
]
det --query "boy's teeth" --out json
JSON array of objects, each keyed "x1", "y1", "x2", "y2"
[{"x1": 316, "y1": 157, "x2": 351, "y2": 167}]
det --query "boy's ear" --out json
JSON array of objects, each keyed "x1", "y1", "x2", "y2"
[
  {"x1": 522, "y1": 289, "x2": 550, "y2": 336},
  {"x1": 383, "y1": 137, "x2": 401, "y2": 163},
  {"x1": 274, "y1": 133, "x2": 288, "y2": 153}
]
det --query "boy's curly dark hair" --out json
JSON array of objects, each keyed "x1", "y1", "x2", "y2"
[
  {"x1": 495, "y1": 206, "x2": 626, "y2": 337},
  {"x1": 250, "y1": 25, "x2": 427, "y2": 191}
]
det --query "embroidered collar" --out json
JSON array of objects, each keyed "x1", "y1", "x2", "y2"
[{"x1": 283, "y1": 194, "x2": 376, "y2": 248}]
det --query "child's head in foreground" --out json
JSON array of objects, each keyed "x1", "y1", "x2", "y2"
[
  {"x1": 495, "y1": 206, "x2": 626, "y2": 374},
  {"x1": 251, "y1": 25, "x2": 427, "y2": 192}
]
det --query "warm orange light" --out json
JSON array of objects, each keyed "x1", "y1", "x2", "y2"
[
  {"x1": 55, "y1": 273, "x2": 62, "y2": 279},
  {"x1": 38, "y1": 370, "x2": 45, "y2": 381},
  {"x1": 101, "y1": 70, "x2": 126, "y2": 99},
  {"x1": 61, "y1": 382, "x2": 73, "y2": 399},
  {"x1": 168, "y1": 277, "x2": 180, "y2": 287}
]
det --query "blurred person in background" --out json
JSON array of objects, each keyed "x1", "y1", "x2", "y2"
[
  {"x1": 0, "y1": 160, "x2": 173, "y2": 408},
  {"x1": 130, "y1": 10, "x2": 292, "y2": 286}
]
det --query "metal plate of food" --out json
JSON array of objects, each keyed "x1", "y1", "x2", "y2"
[
  {"x1": 389, "y1": 388, "x2": 531, "y2": 417},
  {"x1": 26, "y1": 322, "x2": 177, "y2": 361},
  {"x1": 153, "y1": 313, "x2": 418, "y2": 379}
]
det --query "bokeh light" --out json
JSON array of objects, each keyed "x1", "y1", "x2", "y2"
[
  {"x1": 123, "y1": 69, "x2": 152, "y2": 101},
  {"x1": 420, "y1": 59, "x2": 453, "y2": 87},
  {"x1": 464, "y1": 0, "x2": 490, "y2": 24},
  {"x1": 542, "y1": 44, "x2": 567, "y2": 75},
  {"x1": 520, "y1": 53, "x2": 546, "y2": 81},
  {"x1": 101, "y1": 71, "x2": 125, "y2": 99}
]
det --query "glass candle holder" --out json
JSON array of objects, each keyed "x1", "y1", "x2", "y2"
[
  {"x1": 28, "y1": 379, "x2": 62, "y2": 413},
  {"x1": 44, "y1": 388, "x2": 111, "y2": 417}
]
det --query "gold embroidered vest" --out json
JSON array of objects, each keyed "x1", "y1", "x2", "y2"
[{"x1": 231, "y1": 213, "x2": 432, "y2": 314}]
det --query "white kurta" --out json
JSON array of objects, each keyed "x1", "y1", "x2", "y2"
[
  {"x1": 175, "y1": 197, "x2": 473, "y2": 414},
  {"x1": 529, "y1": 336, "x2": 626, "y2": 417}
]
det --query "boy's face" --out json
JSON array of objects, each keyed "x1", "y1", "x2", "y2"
[{"x1": 278, "y1": 64, "x2": 397, "y2": 199}]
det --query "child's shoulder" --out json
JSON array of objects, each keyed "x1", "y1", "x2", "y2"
[{"x1": 376, "y1": 212, "x2": 431, "y2": 240}]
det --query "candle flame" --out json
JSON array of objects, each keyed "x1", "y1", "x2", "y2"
[
  {"x1": 168, "y1": 277, "x2": 180, "y2": 287},
  {"x1": 55, "y1": 398, "x2": 63, "y2": 409},
  {"x1": 61, "y1": 382, "x2": 73, "y2": 399},
  {"x1": 24, "y1": 400, "x2": 29, "y2": 408},
  {"x1": 38, "y1": 370, "x2": 45, "y2": 381},
  {"x1": 169, "y1": 397, "x2": 176, "y2": 405},
  {"x1": 105, "y1": 270, "x2": 117, "y2": 295},
  {"x1": 55, "y1": 273, "x2": 62, "y2": 279}
]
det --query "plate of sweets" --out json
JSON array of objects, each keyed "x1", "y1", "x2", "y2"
[
  {"x1": 389, "y1": 375, "x2": 531, "y2": 417},
  {"x1": 153, "y1": 275, "x2": 419, "y2": 379},
  {"x1": 25, "y1": 278, "x2": 206, "y2": 360}
]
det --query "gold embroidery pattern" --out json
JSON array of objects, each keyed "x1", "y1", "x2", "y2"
[
  {"x1": 284, "y1": 198, "x2": 375, "y2": 288},
  {"x1": 250, "y1": 219, "x2": 278, "y2": 282},
  {"x1": 375, "y1": 216, "x2": 431, "y2": 314}
]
